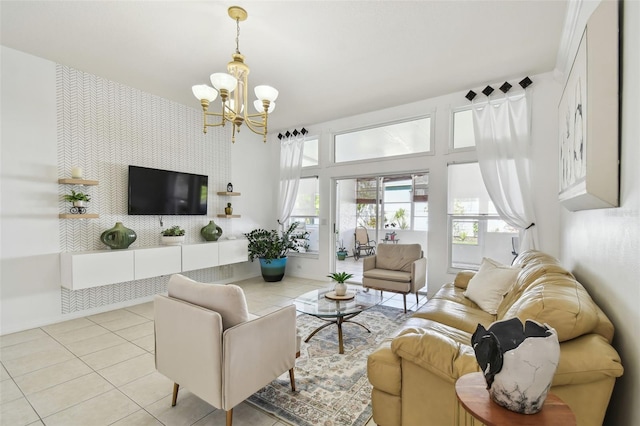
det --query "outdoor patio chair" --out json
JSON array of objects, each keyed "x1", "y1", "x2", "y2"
[{"x1": 353, "y1": 226, "x2": 376, "y2": 260}]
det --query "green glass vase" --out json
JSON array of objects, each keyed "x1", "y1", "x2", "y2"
[
  {"x1": 201, "y1": 220, "x2": 223, "y2": 241},
  {"x1": 100, "y1": 222, "x2": 137, "y2": 249}
]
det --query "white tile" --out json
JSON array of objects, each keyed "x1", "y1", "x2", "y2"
[
  {"x1": 0, "y1": 364, "x2": 10, "y2": 381},
  {"x1": 27, "y1": 372, "x2": 113, "y2": 418},
  {"x1": 145, "y1": 390, "x2": 215, "y2": 426},
  {"x1": 0, "y1": 379, "x2": 23, "y2": 404},
  {"x1": 194, "y1": 402, "x2": 279, "y2": 426},
  {"x1": 114, "y1": 321, "x2": 154, "y2": 341},
  {"x1": 41, "y1": 318, "x2": 94, "y2": 337},
  {"x1": 110, "y1": 409, "x2": 163, "y2": 426},
  {"x1": 14, "y1": 358, "x2": 92, "y2": 396},
  {"x1": 64, "y1": 332, "x2": 126, "y2": 357},
  {"x1": 86, "y1": 309, "x2": 138, "y2": 324},
  {"x1": 125, "y1": 302, "x2": 155, "y2": 320},
  {"x1": 131, "y1": 334, "x2": 155, "y2": 352},
  {"x1": 119, "y1": 371, "x2": 173, "y2": 407},
  {"x1": 97, "y1": 353, "x2": 156, "y2": 388},
  {"x1": 2, "y1": 346, "x2": 75, "y2": 378},
  {"x1": 50, "y1": 324, "x2": 110, "y2": 345},
  {"x1": 100, "y1": 314, "x2": 149, "y2": 332},
  {"x1": 42, "y1": 389, "x2": 139, "y2": 426},
  {"x1": 80, "y1": 342, "x2": 146, "y2": 370},
  {"x1": 0, "y1": 329, "x2": 47, "y2": 349},
  {"x1": 0, "y1": 396, "x2": 39, "y2": 426},
  {"x1": 0, "y1": 336, "x2": 63, "y2": 362}
]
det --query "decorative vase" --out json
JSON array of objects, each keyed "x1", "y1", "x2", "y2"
[
  {"x1": 161, "y1": 235, "x2": 185, "y2": 246},
  {"x1": 472, "y1": 318, "x2": 560, "y2": 414},
  {"x1": 337, "y1": 250, "x2": 347, "y2": 261},
  {"x1": 227, "y1": 182, "x2": 234, "y2": 192},
  {"x1": 259, "y1": 257, "x2": 287, "y2": 282},
  {"x1": 334, "y1": 282, "x2": 347, "y2": 296},
  {"x1": 73, "y1": 201, "x2": 86, "y2": 208},
  {"x1": 100, "y1": 222, "x2": 137, "y2": 250},
  {"x1": 201, "y1": 220, "x2": 223, "y2": 241},
  {"x1": 225, "y1": 203, "x2": 233, "y2": 215}
]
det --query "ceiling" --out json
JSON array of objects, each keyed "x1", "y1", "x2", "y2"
[{"x1": 0, "y1": 1, "x2": 568, "y2": 132}]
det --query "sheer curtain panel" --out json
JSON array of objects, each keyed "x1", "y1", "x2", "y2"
[
  {"x1": 277, "y1": 133, "x2": 305, "y2": 228},
  {"x1": 472, "y1": 93, "x2": 538, "y2": 252}
]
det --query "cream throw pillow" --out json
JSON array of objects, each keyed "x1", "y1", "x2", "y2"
[{"x1": 464, "y1": 258, "x2": 520, "y2": 315}]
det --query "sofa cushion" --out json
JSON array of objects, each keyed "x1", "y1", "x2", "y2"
[
  {"x1": 463, "y1": 258, "x2": 520, "y2": 315},
  {"x1": 413, "y1": 296, "x2": 496, "y2": 334},
  {"x1": 453, "y1": 270, "x2": 476, "y2": 289},
  {"x1": 363, "y1": 268, "x2": 411, "y2": 283},
  {"x1": 376, "y1": 243, "x2": 422, "y2": 272},
  {"x1": 502, "y1": 276, "x2": 600, "y2": 342},
  {"x1": 168, "y1": 274, "x2": 249, "y2": 330}
]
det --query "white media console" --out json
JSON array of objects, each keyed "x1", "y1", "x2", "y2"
[{"x1": 60, "y1": 239, "x2": 249, "y2": 290}]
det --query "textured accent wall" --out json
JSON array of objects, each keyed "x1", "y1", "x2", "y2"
[{"x1": 56, "y1": 64, "x2": 235, "y2": 313}]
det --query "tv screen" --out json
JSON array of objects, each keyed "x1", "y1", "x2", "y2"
[{"x1": 128, "y1": 166, "x2": 208, "y2": 215}]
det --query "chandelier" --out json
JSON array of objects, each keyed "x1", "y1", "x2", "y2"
[{"x1": 191, "y1": 6, "x2": 278, "y2": 143}]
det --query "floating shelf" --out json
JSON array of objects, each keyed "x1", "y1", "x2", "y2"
[
  {"x1": 58, "y1": 178, "x2": 99, "y2": 186},
  {"x1": 217, "y1": 214, "x2": 241, "y2": 218},
  {"x1": 59, "y1": 213, "x2": 99, "y2": 219},
  {"x1": 216, "y1": 192, "x2": 241, "y2": 196}
]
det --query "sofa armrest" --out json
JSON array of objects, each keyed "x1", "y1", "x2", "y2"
[
  {"x1": 363, "y1": 255, "x2": 377, "y2": 272},
  {"x1": 391, "y1": 327, "x2": 479, "y2": 384},
  {"x1": 411, "y1": 257, "x2": 427, "y2": 293},
  {"x1": 454, "y1": 270, "x2": 476, "y2": 289},
  {"x1": 223, "y1": 304, "x2": 297, "y2": 409}
]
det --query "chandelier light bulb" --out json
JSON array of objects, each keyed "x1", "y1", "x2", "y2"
[
  {"x1": 210, "y1": 73, "x2": 238, "y2": 92},
  {"x1": 191, "y1": 85, "x2": 218, "y2": 102},
  {"x1": 254, "y1": 85, "x2": 279, "y2": 102}
]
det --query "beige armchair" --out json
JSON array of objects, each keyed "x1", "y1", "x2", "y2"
[
  {"x1": 363, "y1": 243, "x2": 427, "y2": 313},
  {"x1": 154, "y1": 274, "x2": 297, "y2": 426}
]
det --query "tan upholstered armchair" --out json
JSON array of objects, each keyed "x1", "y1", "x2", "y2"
[
  {"x1": 363, "y1": 243, "x2": 427, "y2": 312},
  {"x1": 154, "y1": 274, "x2": 297, "y2": 426}
]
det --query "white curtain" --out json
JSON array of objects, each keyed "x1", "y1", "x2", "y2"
[
  {"x1": 472, "y1": 92, "x2": 538, "y2": 252},
  {"x1": 277, "y1": 133, "x2": 305, "y2": 229}
]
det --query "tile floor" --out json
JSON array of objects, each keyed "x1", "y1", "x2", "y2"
[{"x1": 0, "y1": 275, "x2": 427, "y2": 426}]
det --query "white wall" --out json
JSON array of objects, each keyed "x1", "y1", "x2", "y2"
[
  {"x1": 559, "y1": 1, "x2": 640, "y2": 424},
  {"x1": 283, "y1": 72, "x2": 562, "y2": 294}
]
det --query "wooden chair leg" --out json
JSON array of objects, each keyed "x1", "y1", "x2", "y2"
[
  {"x1": 226, "y1": 408, "x2": 233, "y2": 426},
  {"x1": 403, "y1": 294, "x2": 407, "y2": 313},
  {"x1": 171, "y1": 383, "x2": 179, "y2": 406},
  {"x1": 289, "y1": 368, "x2": 296, "y2": 392}
]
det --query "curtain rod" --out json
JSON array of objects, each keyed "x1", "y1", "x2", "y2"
[
  {"x1": 277, "y1": 128, "x2": 308, "y2": 139},
  {"x1": 465, "y1": 76, "x2": 533, "y2": 101}
]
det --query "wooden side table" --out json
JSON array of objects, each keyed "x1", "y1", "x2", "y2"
[{"x1": 455, "y1": 372, "x2": 576, "y2": 426}]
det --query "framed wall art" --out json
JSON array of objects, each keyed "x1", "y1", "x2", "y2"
[{"x1": 558, "y1": 0, "x2": 619, "y2": 211}]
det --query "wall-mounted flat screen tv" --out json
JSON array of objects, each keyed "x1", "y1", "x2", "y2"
[{"x1": 128, "y1": 165, "x2": 208, "y2": 215}]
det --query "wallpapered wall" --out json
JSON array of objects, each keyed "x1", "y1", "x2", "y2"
[{"x1": 56, "y1": 64, "x2": 235, "y2": 313}]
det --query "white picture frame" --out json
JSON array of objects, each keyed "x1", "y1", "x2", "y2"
[{"x1": 558, "y1": 1, "x2": 619, "y2": 211}]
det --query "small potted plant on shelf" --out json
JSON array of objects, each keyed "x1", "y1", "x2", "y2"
[
  {"x1": 326, "y1": 271, "x2": 354, "y2": 296},
  {"x1": 161, "y1": 225, "x2": 186, "y2": 245},
  {"x1": 63, "y1": 190, "x2": 91, "y2": 207}
]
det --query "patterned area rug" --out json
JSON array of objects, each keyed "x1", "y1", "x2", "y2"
[{"x1": 247, "y1": 304, "x2": 410, "y2": 426}]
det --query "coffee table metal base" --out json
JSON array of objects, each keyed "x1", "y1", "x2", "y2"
[{"x1": 304, "y1": 312, "x2": 371, "y2": 354}]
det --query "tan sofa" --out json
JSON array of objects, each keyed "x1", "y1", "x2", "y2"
[{"x1": 367, "y1": 250, "x2": 624, "y2": 426}]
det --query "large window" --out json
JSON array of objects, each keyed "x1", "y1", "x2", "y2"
[
  {"x1": 302, "y1": 137, "x2": 319, "y2": 167},
  {"x1": 447, "y1": 163, "x2": 517, "y2": 269},
  {"x1": 452, "y1": 109, "x2": 475, "y2": 150},
  {"x1": 335, "y1": 117, "x2": 431, "y2": 163},
  {"x1": 288, "y1": 177, "x2": 319, "y2": 253}
]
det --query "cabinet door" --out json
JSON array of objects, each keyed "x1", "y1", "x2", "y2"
[
  {"x1": 134, "y1": 246, "x2": 182, "y2": 280},
  {"x1": 61, "y1": 251, "x2": 135, "y2": 290},
  {"x1": 218, "y1": 239, "x2": 249, "y2": 265},
  {"x1": 182, "y1": 243, "x2": 220, "y2": 271}
]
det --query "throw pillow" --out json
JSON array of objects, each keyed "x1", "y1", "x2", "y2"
[
  {"x1": 464, "y1": 258, "x2": 521, "y2": 315},
  {"x1": 168, "y1": 274, "x2": 249, "y2": 330}
]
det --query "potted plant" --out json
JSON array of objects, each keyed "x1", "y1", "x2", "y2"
[
  {"x1": 245, "y1": 222, "x2": 301, "y2": 282},
  {"x1": 336, "y1": 241, "x2": 348, "y2": 261},
  {"x1": 326, "y1": 271, "x2": 354, "y2": 296},
  {"x1": 63, "y1": 190, "x2": 91, "y2": 207},
  {"x1": 161, "y1": 225, "x2": 185, "y2": 245}
]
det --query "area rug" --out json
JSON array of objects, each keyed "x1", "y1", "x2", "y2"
[{"x1": 247, "y1": 304, "x2": 410, "y2": 426}]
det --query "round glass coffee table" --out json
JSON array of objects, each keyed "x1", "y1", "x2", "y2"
[{"x1": 293, "y1": 285, "x2": 388, "y2": 354}]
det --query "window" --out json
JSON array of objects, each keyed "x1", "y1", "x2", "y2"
[
  {"x1": 302, "y1": 137, "x2": 319, "y2": 167},
  {"x1": 447, "y1": 163, "x2": 517, "y2": 269},
  {"x1": 288, "y1": 177, "x2": 319, "y2": 253},
  {"x1": 335, "y1": 117, "x2": 431, "y2": 163},
  {"x1": 452, "y1": 109, "x2": 475, "y2": 150}
]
